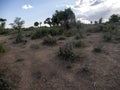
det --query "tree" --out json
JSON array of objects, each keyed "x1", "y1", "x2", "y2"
[
  {"x1": 51, "y1": 8, "x2": 76, "y2": 29},
  {"x1": 10, "y1": 17, "x2": 25, "y2": 43},
  {"x1": 40, "y1": 22, "x2": 42, "y2": 27},
  {"x1": 95, "y1": 21, "x2": 98, "y2": 24},
  {"x1": 34, "y1": 22, "x2": 39, "y2": 27},
  {"x1": 44, "y1": 18, "x2": 52, "y2": 27},
  {"x1": 109, "y1": 14, "x2": 120, "y2": 23},
  {"x1": 0, "y1": 18, "x2": 7, "y2": 28},
  {"x1": 10, "y1": 17, "x2": 25, "y2": 33},
  {"x1": 99, "y1": 18, "x2": 103, "y2": 24}
]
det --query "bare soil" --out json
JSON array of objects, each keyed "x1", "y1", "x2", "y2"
[{"x1": 0, "y1": 32, "x2": 120, "y2": 90}]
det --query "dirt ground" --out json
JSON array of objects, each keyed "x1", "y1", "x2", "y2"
[{"x1": 0, "y1": 32, "x2": 120, "y2": 90}]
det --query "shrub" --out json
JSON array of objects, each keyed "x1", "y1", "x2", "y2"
[
  {"x1": 58, "y1": 43, "x2": 78, "y2": 61},
  {"x1": 103, "y1": 32, "x2": 112, "y2": 42},
  {"x1": 0, "y1": 43, "x2": 5, "y2": 53},
  {"x1": 75, "y1": 34, "x2": 82, "y2": 40},
  {"x1": 43, "y1": 35, "x2": 57, "y2": 45},
  {"x1": 15, "y1": 33, "x2": 23, "y2": 43},
  {"x1": 0, "y1": 29, "x2": 10, "y2": 35},
  {"x1": 64, "y1": 30, "x2": 76, "y2": 37},
  {"x1": 31, "y1": 28, "x2": 49, "y2": 39},
  {"x1": 0, "y1": 77, "x2": 12, "y2": 90}
]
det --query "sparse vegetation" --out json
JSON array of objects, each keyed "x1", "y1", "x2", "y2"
[
  {"x1": 31, "y1": 28, "x2": 49, "y2": 39},
  {"x1": 43, "y1": 35, "x2": 57, "y2": 45},
  {"x1": 58, "y1": 43, "x2": 78, "y2": 61},
  {"x1": 0, "y1": 7, "x2": 120, "y2": 90},
  {"x1": 0, "y1": 42, "x2": 5, "y2": 53}
]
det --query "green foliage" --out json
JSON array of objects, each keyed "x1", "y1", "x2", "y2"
[
  {"x1": 0, "y1": 18, "x2": 7, "y2": 29},
  {"x1": 0, "y1": 29, "x2": 10, "y2": 35},
  {"x1": 34, "y1": 22, "x2": 39, "y2": 27},
  {"x1": 0, "y1": 43, "x2": 5, "y2": 53},
  {"x1": 64, "y1": 29, "x2": 76, "y2": 37},
  {"x1": 44, "y1": 18, "x2": 52, "y2": 27},
  {"x1": 109, "y1": 14, "x2": 120, "y2": 23},
  {"x1": 31, "y1": 28, "x2": 49, "y2": 39},
  {"x1": 49, "y1": 28, "x2": 60, "y2": 36},
  {"x1": 58, "y1": 43, "x2": 78, "y2": 61},
  {"x1": 15, "y1": 33, "x2": 23, "y2": 43},
  {"x1": 43, "y1": 35, "x2": 57, "y2": 45},
  {"x1": 0, "y1": 77, "x2": 12, "y2": 90},
  {"x1": 52, "y1": 8, "x2": 76, "y2": 29},
  {"x1": 10, "y1": 17, "x2": 25, "y2": 34}
]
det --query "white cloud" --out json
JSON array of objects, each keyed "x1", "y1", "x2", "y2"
[
  {"x1": 67, "y1": 0, "x2": 120, "y2": 23},
  {"x1": 22, "y1": 4, "x2": 33, "y2": 10}
]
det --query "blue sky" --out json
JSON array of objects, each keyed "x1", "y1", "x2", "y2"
[
  {"x1": 0, "y1": 0, "x2": 75, "y2": 28},
  {"x1": 0, "y1": 0, "x2": 120, "y2": 28}
]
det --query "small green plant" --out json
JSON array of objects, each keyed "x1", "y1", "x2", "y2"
[
  {"x1": 0, "y1": 43, "x2": 5, "y2": 53},
  {"x1": 58, "y1": 43, "x2": 78, "y2": 61},
  {"x1": 43, "y1": 35, "x2": 57, "y2": 45}
]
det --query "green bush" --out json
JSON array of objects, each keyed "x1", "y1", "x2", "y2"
[
  {"x1": 43, "y1": 35, "x2": 57, "y2": 45},
  {"x1": 58, "y1": 43, "x2": 78, "y2": 61},
  {"x1": 64, "y1": 30, "x2": 76, "y2": 37},
  {"x1": 0, "y1": 29, "x2": 10, "y2": 35},
  {"x1": 0, "y1": 43, "x2": 5, "y2": 53},
  {"x1": 75, "y1": 32, "x2": 84, "y2": 39},
  {"x1": 0, "y1": 77, "x2": 12, "y2": 90},
  {"x1": 31, "y1": 28, "x2": 49, "y2": 39},
  {"x1": 15, "y1": 33, "x2": 23, "y2": 43}
]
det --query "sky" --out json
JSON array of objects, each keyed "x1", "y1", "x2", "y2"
[{"x1": 0, "y1": 0, "x2": 120, "y2": 28}]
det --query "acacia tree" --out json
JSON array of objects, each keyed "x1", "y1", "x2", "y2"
[
  {"x1": 10, "y1": 17, "x2": 25, "y2": 33},
  {"x1": 0, "y1": 18, "x2": 7, "y2": 29},
  {"x1": 44, "y1": 18, "x2": 52, "y2": 27},
  {"x1": 34, "y1": 22, "x2": 39, "y2": 27},
  {"x1": 109, "y1": 14, "x2": 120, "y2": 23},
  {"x1": 10, "y1": 17, "x2": 25, "y2": 43},
  {"x1": 51, "y1": 8, "x2": 76, "y2": 29}
]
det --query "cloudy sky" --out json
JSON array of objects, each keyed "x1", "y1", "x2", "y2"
[{"x1": 0, "y1": 0, "x2": 120, "y2": 27}]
